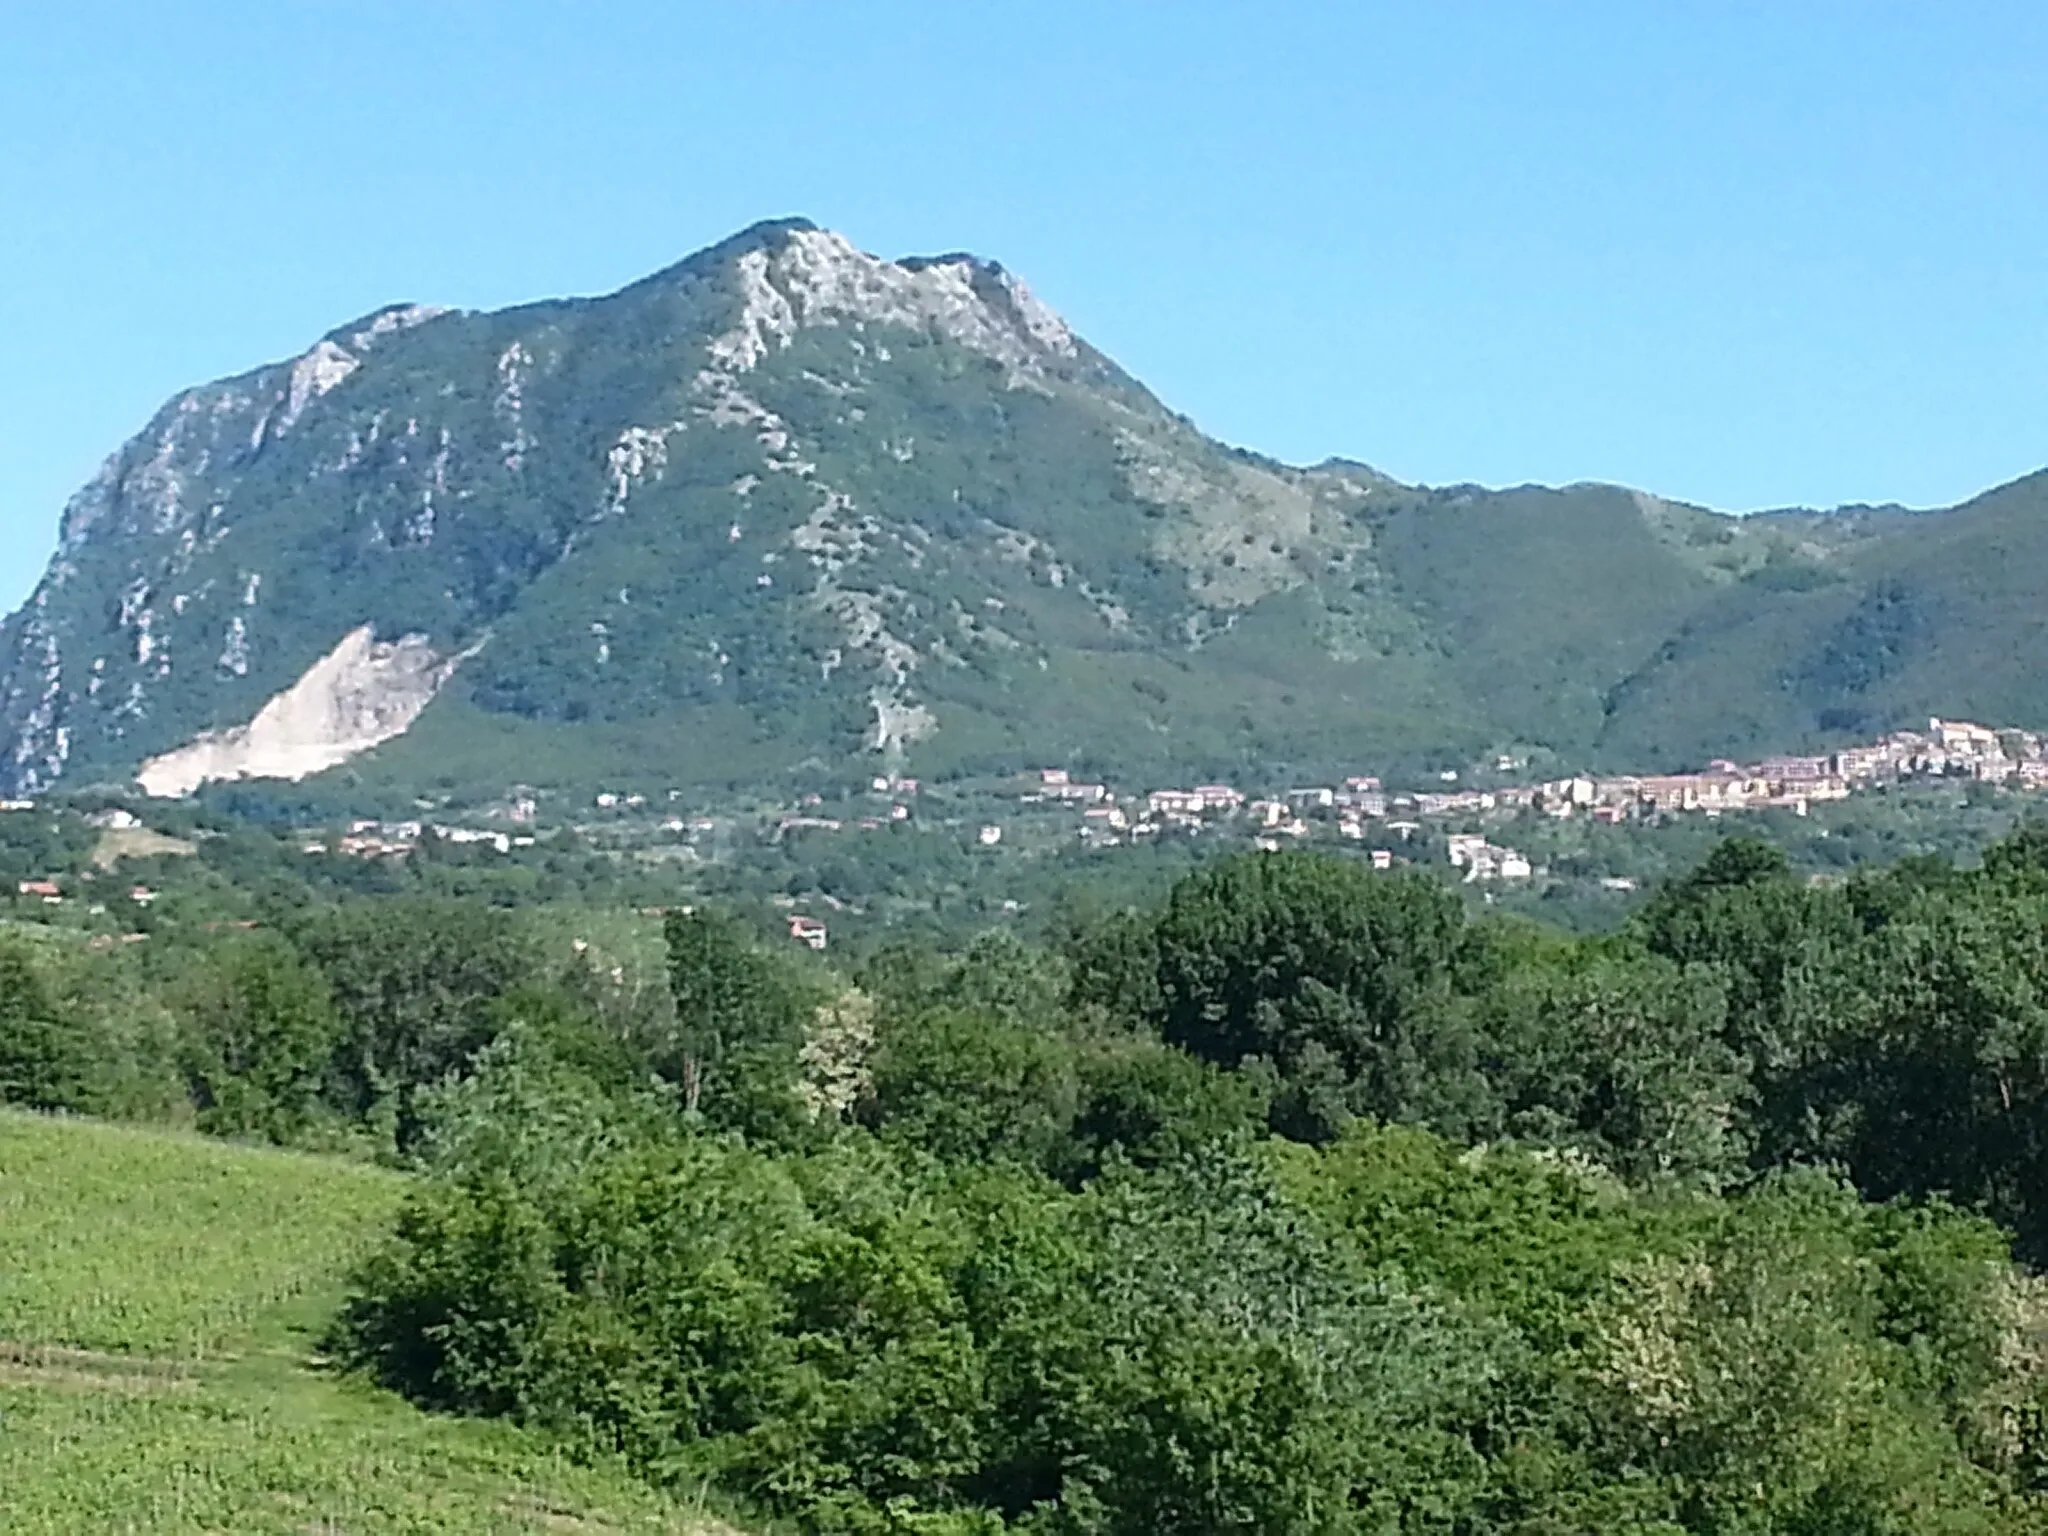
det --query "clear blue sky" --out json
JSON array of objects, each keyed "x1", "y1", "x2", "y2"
[{"x1": 3, "y1": 3, "x2": 2044, "y2": 609}]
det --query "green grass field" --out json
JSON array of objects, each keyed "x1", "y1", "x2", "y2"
[{"x1": 0, "y1": 1111, "x2": 730, "y2": 1533}]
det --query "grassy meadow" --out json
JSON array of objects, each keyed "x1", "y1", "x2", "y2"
[{"x1": 0, "y1": 1110, "x2": 727, "y2": 1533}]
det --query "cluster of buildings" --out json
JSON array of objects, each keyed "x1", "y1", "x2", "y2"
[
  {"x1": 1445, "y1": 834, "x2": 1533, "y2": 883},
  {"x1": 1490, "y1": 717, "x2": 2038, "y2": 825},
  {"x1": 300, "y1": 819, "x2": 537, "y2": 860},
  {"x1": 1013, "y1": 717, "x2": 2048, "y2": 883},
  {"x1": 1029, "y1": 770, "x2": 1390, "y2": 846},
  {"x1": 13, "y1": 878, "x2": 156, "y2": 909}
]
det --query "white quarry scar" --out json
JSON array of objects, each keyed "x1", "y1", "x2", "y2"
[{"x1": 136, "y1": 625, "x2": 466, "y2": 797}]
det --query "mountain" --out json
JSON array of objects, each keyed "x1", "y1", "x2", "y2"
[{"x1": 2, "y1": 216, "x2": 2044, "y2": 804}]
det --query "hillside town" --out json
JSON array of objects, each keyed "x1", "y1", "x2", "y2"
[
  {"x1": 13, "y1": 716, "x2": 2040, "y2": 956},
  {"x1": 1015, "y1": 716, "x2": 2048, "y2": 887},
  {"x1": 228, "y1": 715, "x2": 2048, "y2": 894}
]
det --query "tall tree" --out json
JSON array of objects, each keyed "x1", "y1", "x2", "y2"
[
  {"x1": 1148, "y1": 850, "x2": 1487, "y2": 1141},
  {"x1": 0, "y1": 940, "x2": 89, "y2": 1112},
  {"x1": 663, "y1": 908, "x2": 814, "y2": 1142},
  {"x1": 297, "y1": 897, "x2": 536, "y2": 1142}
]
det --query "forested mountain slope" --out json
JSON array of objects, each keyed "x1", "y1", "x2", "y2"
[{"x1": 1, "y1": 217, "x2": 2041, "y2": 800}]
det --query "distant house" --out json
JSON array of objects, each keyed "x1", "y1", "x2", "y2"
[
  {"x1": 778, "y1": 815, "x2": 844, "y2": 834},
  {"x1": 128, "y1": 886, "x2": 157, "y2": 906},
  {"x1": 1446, "y1": 833, "x2": 1488, "y2": 868},
  {"x1": 1757, "y1": 755, "x2": 1831, "y2": 787},
  {"x1": 1930, "y1": 717, "x2": 2001, "y2": 755},
  {"x1": 18, "y1": 879, "x2": 59, "y2": 901},
  {"x1": 1832, "y1": 746, "x2": 1891, "y2": 781},
  {"x1": 787, "y1": 914, "x2": 828, "y2": 951}
]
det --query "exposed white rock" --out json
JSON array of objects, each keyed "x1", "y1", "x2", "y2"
[
  {"x1": 279, "y1": 341, "x2": 359, "y2": 433},
  {"x1": 603, "y1": 423, "x2": 685, "y2": 515},
  {"x1": 867, "y1": 693, "x2": 936, "y2": 756},
  {"x1": 495, "y1": 341, "x2": 533, "y2": 470},
  {"x1": 132, "y1": 422, "x2": 190, "y2": 535},
  {"x1": 270, "y1": 305, "x2": 448, "y2": 442},
  {"x1": 347, "y1": 304, "x2": 447, "y2": 348},
  {"x1": 5, "y1": 629, "x2": 67, "y2": 792},
  {"x1": 709, "y1": 251, "x2": 799, "y2": 371},
  {"x1": 137, "y1": 625, "x2": 464, "y2": 797},
  {"x1": 117, "y1": 578, "x2": 151, "y2": 630},
  {"x1": 703, "y1": 229, "x2": 1078, "y2": 382},
  {"x1": 218, "y1": 615, "x2": 250, "y2": 676}
]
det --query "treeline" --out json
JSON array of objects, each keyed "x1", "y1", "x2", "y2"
[
  {"x1": 1065, "y1": 833, "x2": 2048, "y2": 1259},
  {"x1": 297, "y1": 831, "x2": 2048, "y2": 1533},
  {"x1": 0, "y1": 896, "x2": 676, "y2": 1150}
]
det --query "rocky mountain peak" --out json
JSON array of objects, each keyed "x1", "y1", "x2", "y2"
[
  {"x1": 4, "y1": 217, "x2": 2043, "y2": 808},
  {"x1": 696, "y1": 221, "x2": 1081, "y2": 379}
]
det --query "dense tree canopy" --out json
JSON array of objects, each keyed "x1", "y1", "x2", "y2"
[{"x1": 19, "y1": 831, "x2": 2048, "y2": 1529}]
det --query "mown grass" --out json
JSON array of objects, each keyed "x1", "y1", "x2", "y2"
[{"x1": 0, "y1": 1110, "x2": 732, "y2": 1533}]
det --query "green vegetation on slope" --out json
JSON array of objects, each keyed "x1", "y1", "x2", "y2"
[
  {"x1": 25, "y1": 787, "x2": 2048, "y2": 1527},
  {"x1": 330, "y1": 833, "x2": 2048, "y2": 1532},
  {"x1": 0, "y1": 1112, "x2": 730, "y2": 1533},
  {"x1": 9, "y1": 216, "x2": 2048, "y2": 808},
  {"x1": 0, "y1": 1113, "x2": 403, "y2": 1354}
]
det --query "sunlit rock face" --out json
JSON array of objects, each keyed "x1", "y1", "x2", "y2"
[{"x1": 136, "y1": 626, "x2": 461, "y2": 796}]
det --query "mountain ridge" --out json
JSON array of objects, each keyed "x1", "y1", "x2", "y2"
[{"x1": 2, "y1": 218, "x2": 2043, "y2": 805}]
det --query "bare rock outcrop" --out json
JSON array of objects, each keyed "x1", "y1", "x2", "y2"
[{"x1": 137, "y1": 625, "x2": 461, "y2": 797}]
